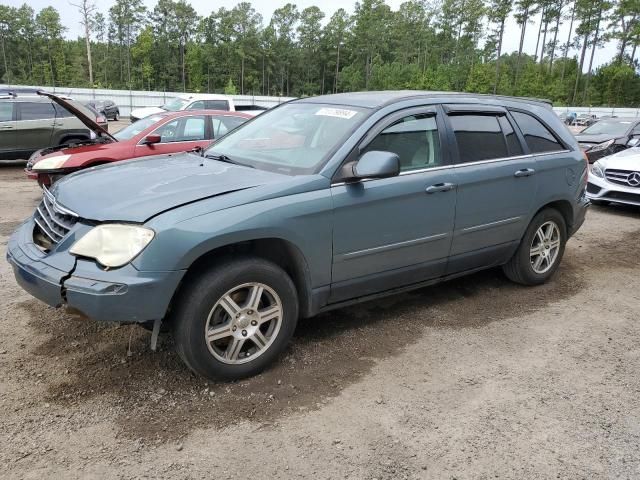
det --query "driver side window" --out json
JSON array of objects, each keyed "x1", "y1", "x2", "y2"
[{"x1": 363, "y1": 114, "x2": 442, "y2": 172}]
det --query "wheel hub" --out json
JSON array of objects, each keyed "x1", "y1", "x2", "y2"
[{"x1": 233, "y1": 309, "x2": 259, "y2": 336}]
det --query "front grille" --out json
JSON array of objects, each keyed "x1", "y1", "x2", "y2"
[
  {"x1": 33, "y1": 188, "x2": 78, "y2": 250},
  {"x1": 605, "y1": 168, "x2": 640, "y2": 188}
]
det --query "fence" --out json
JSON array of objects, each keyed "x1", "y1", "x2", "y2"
[
  {"x1": 4, "y1": 84, "x2": 640, "y2": 119},
  {"x1": 0, "y1": 84, "x2": 296, "y2": 117}
]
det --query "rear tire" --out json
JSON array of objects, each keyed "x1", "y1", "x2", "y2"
[
  {"x1": 503, "y1": 209, "x2": 567, "y2": 286},
  {"x1": 114, "y1": 111, "x2": 120, "y2": 121},
  {"x1": 172, "y1": 257, "x2": 298, "y2": 381}
]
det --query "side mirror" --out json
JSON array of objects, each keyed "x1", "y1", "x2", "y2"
[
  {"x1": 352, "y1": 151, "x2": 400, "y2": 180},
  {"x1": 143, "y1": 134, "x2": 161, "y2": 145},
  {"x1": 628, "y1": 137, "x2": 640, "y2": 147}
]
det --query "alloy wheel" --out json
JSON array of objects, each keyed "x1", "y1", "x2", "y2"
[
  {"x1": 204, "y1": 282, "x2": 283, "y2": 364},
  {"x1": 529, "y1": 221, "x2": 561, "y2": 274}
]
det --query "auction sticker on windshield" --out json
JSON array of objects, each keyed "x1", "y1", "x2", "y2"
[{"x1": 315, "y1": 107, "x2": 358, "y2": 119}]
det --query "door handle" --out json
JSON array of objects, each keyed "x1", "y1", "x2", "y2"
[
  {"x1": 426, "y1": 182, "x2": 456, "y2": 194},
  {"x1": 0, "y1": 125, "x2": 14, "y2": 130},
  {"x1": 514, "y1": 168, "x2": 536, "y2": 177}
]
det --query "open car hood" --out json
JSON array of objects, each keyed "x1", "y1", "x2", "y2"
[{"x1": 37, "y1": 91, "x2": 117, "y2": 142}]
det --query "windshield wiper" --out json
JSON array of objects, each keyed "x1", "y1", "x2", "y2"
[{"x1": 203, "y1": 153, "x2": 255, "y2": 169}]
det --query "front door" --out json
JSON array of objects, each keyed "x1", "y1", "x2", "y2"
[
  {"x1": 444, "y1": 108, "x2": 538, "y2": 274},
  {"x1": 0, "y1": 102, "x2": 16, "y2": 158},
  {"x1": 330, "y1": 108, "x2": 457, "y2": 303},
  {"x1": 133, "y1": 114, "x2": 211, "y2": 157}
]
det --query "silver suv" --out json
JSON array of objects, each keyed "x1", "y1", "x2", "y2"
[{"x1": 0, "y1": 93, "x2": 94, "y2": 160}]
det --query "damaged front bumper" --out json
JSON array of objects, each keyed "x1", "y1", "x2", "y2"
[{"x1": 7, "y1": 218, "x2": 185, "y2": 323}]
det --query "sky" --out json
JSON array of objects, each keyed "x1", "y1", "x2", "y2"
[{"x1": 4, "y1": 0, "x2": 619, "y2": 71}]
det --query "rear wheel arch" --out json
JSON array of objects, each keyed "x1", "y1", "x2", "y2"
[
  {"x1": 168, "y1": 237, "x2": 314, "y2": 324},
  {"x1": 531, "y1": 200, "x2": 573, "y2": 234}
]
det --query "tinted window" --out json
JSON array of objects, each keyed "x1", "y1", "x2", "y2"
[
  {"x1": 511, "y1": 111, "x2": 563, "y2": 153},
  {"x1": 450, "y1": 115, "x2": 508, "y2": 163},
  {"x1": 187, "y1": 101, "x2": 205, "y2": 110},
  {"x1": 0, "y1": 102, "x2": 13, "y2": 122},
  {"x1": 54, "y1": 104, "x2": 75, "y2": 118},
  {"x1": 364, "y1": 114, "x2": 441, "y2": 172},
  {"x1": 211, "y1": 115, "x2": 248, "y2": 137},
  {"x1": 19, "y1": 102, "x2": 55, "y2": 120},
  {"x1": 205, "y1": 100, "x2": 230, "y2": 110},
  {"x1": 500, "y1": 116, "x2": 524, "y2": 156}
]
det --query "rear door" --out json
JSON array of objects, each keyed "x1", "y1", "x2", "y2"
[
  {"x1": 0, "y1": 101, "x2": 17, "y2": 157},
  {"x1": 330, "y1": 106, "x2": 457, "y2": 302},
  {"x1": 444, "y1": 105, "x2": 538, "y2": 274},
  {"x1": 15, "y1": 101, "x2": 57, "y2": 155},
  {"x1": 133, "y1": 115, "x2": 210, "y2": 157}
]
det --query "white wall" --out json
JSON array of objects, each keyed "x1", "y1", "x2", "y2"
[{"x1": 0, "y1": 84, "x2": 295, "y2": 117}]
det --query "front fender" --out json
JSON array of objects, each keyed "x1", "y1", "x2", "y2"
[{"x1": 134, "y1": 188, "x2": 334, "y2": 288}]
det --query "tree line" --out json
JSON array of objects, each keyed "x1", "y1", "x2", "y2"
[{"x1": 0, "y1": 0, "x2": 639, "y2": 106}]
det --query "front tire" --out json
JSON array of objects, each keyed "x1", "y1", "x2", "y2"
[
  {"x1": 172, "y1": 258, "x2": 298, "y2": 381},
  {"x1": 503, "y1": 209, "x2": 567, "y2": 286}
]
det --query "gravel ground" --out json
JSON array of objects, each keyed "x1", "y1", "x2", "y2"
[{"x1": 1, "y1": 164, "x2": 640, "y2": 479}]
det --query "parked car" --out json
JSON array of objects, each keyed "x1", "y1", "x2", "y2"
[
  {"x1": 574, "y1": 117, "x2": 640, "y2": 163},
  {"x1": 0, "y1": 92, "x2": 102, "y2": 161},
  {"x1": 575, "y1": 114, "x2": 598, "y2": 127},
  {"x1": 587, "y1": 147, "x2": 640, "y2": 206},
  {"x1": 27, "y1": 95, "x2": 251, "y2": 186},
  {"x1": 7, "y1": 91, "x2": 588, "y2": 381},
  {"x1": 130, "y1": 94, "x2": 236, "y2": 122},
  {"x1": 86, "y1": 99, "x2": 120, "y2": 121},
  {"x1": 83, "y1": 103, "x2": 109, "y2": 131}
]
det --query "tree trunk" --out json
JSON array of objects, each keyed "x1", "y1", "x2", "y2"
[
  {"x1": 181, "y1": 42, "x2": 186, "y2": 92},
  {"x1": 560, "y1": 2, "x2": 576, "y2": 83},
  {"x1": 85, "y1": 23, "x2": 93, "y2": 85},
  {"x1": 534, "y1": 8, "x2": 545, "y2": 62},
  {"x1": 515, "y1": 8, "x2": 530, "y2": 88},
  {"x1": 494, "y1": 18, "x2": 506, "y2": 95},
  {"x1": 0, "y1": 33, "x2": 8, "y2": 84},
  {"x1": 335, "y1": 42, "x2": 340, "y2": 93},
  {"x1": 573, "y1": 31, "x2": 589, "y2": 104},
  {"x1": 548, "y1": 6, "x2": 562, "y2": 73},
  {"x1": 583, "y1": 9, "x2": 602, "y2": 104}
]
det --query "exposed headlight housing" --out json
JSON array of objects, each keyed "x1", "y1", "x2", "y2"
[
  {"x1": 589, "y1": 139, "x2": 614, "y2": 152},
  {"x1": 70, "y1": 224, "x2": 155, "y2": 268},
  {"x1": 591, "y1": 161, "x2": 605, "y2": 178},
  {"x1": 32, "y1": 154, "x2": 71, "y2": 171}
]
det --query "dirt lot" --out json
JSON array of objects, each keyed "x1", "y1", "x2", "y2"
[{"x1": 1, "y1": 164, "x2": 640, "y2": 480}]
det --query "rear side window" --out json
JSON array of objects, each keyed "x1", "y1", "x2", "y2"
[
  {"x1": 0, "y1": 102, "x2": 13, "y2": 122},
  {"x1": 449, "y1": 115, "x2": 508, "y2": 163},
  {"x1": 211, "y1": 115, "x2": 247, "y2": 137},
  {"x1": 205, "y1": 100, "x2": 230, "y2": 110},
  {"x1": 19, "y1": 102, "x2": 56, "y2": 120},
  {"x1": 511, "y1": 111, "x2": 563, "y2": 153}
]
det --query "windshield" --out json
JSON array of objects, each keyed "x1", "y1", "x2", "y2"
[
  {"x1": 205, "y1": 103, "x2": 369, "y2": 175},
  {"x1": 162, "y1": 98, "x2": 189, "y2": 111},
  {"x1": 113, "y1": 115, "x2": 164, "y2": 140},
  {"x1": 581, "y1": 120, "x2": 632, "y2": 136}
]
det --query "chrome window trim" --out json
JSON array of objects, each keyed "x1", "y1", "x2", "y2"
[{"x1": 330, "y1": 149, "x2": 571, "y2": 186}]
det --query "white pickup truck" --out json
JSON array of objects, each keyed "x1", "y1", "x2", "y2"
[{"x1": 130, "y1": 94, "x2": 267, "y2": 122}]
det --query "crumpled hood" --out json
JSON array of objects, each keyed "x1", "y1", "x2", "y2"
[
  {"x1": 574, "y1": 133, "x2": 619, "y2": 146},
  {"x1": 51, "y1": 153, "x2": 289, "y2": 222},
  {"x1": 598, "y1": 147, "x2": 640, "y2": 170}
]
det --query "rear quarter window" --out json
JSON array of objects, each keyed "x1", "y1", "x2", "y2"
[{"x1": 511, "y1": 111, "x2": 564, "y2": 153}]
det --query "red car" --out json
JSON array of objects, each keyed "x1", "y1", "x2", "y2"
[{"x1": 26, "y1": 93, "x2": 251, "y2": 187}]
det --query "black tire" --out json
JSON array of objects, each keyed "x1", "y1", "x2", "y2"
[
  {"x1": 503, "y1": 208, "x2": 567, "y2": 286},
  {"x1": 172, "y1": 257, "x2": 298, "y2": 381},
  {"x1": 114, "y1": 111, "x2": 120, "y2": 121}
]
